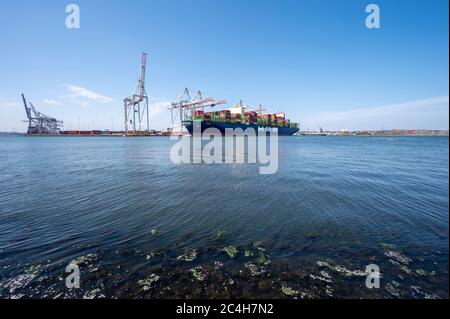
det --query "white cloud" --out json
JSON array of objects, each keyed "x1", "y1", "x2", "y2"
[
  {"x1": 62, "y1": 84, "x2": 114, "y2": 104},
  {"x1": 44, "y1": 99, "x2": 60, "y2": 105},
  {"x1": 149, "y1": 100, "x2": 171, "y2": 120},
  {"x1": 317, "y1": 96, "x2": 448, "y2": 121},
  {"x1": 72, "y1": 99, "x2": 89, "y2": 107},
  {"x1": 302, "y1": 95, "x2": 449, "y2": 130},
  {"x1": 0, "y1": 97, "x2": 20, "y2": 108}
]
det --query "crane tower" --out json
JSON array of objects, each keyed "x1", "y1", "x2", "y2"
[{"x1": 124, "y1": 53, "x2": 149, "y2": 133}]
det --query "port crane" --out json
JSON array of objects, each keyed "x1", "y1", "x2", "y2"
[
  {"x1": 169, "y1": 88, "x2": 226, "y2": 134},
  {"x1": 123, "y1": 52, "x2": 149, "y2": 133},
  {"x1": 250, "y1": 104, "x2": 267, "y2": 114},
  {"x1": 317, "y1": 123, "x2": 324, "y2": 134},
  {"x1": 21, "y1": 94, "x2": 63, "y2": 134}
]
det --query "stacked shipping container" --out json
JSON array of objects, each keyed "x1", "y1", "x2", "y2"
[{"x1": 189, "y1": 109, "x2": 298, "y2": 129}]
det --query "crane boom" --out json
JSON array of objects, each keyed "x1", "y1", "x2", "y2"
[
  {"x1": 198, "y1": 100, "x2": 227, "y2": 108},
  {"x1": 173, "y1": 98, "x2": 215, "y2": 109},
  {"x1": 21, "y1": 94, "x2": 32, "y2": 120},
  {"x1": 139, "y1": 53, "x2": 147, "y2": 97}
]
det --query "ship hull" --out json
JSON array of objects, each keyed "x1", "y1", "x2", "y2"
[{"x1": 183, "y1": 121, "x2": 299, "y2": 136}]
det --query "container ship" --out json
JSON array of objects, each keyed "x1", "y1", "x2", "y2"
[{"x1": 182, "y1": 102, "x2": 299, "y2": 136}]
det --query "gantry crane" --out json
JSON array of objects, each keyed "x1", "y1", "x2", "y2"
[
  {"x1": 169, "y1": 88, "x2": 226, "y2": 134},
  {"x1": 21, "y1": 94, "x2": 63, "y2": 134},
  {"x1": 124, "y1": 52, "x2": 149, "y2": 133},
  {"x1": 250, "y1": 104, "x2": 267, "y2": 114}
]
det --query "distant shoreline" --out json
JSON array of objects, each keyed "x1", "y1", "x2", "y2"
[
  {"x1": 0, "y1": 129, "x2": 448, "y2": 137},
  {"x1": 1, "y1": 133, "x2": 448, "y2": 137},
  {"x1": 297, "y1": 130, "x2": 448, "y2": 137}
]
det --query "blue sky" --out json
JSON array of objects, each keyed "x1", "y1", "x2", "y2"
[{"x1": 0, "y1": 0, "x2": 448, "y2": 131}]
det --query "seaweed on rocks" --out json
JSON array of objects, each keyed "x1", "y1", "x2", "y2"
[
  {"x1": 177, "y1": 249, "x2": 198, "y2": 262},
  {"x1": 0, "y1": 242, "x2": 447, "y2": 299},
  {"x1": 223, "y1": 246, "x2": 238, "y2": 258}
]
